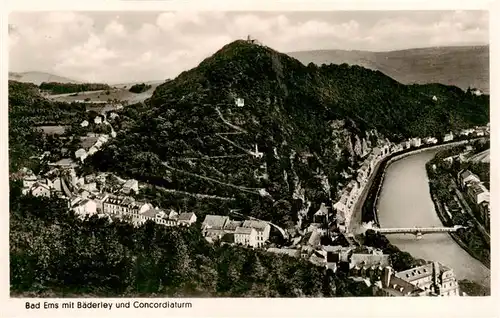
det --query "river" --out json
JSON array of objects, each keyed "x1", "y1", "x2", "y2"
[{"x1": 376, "y1": 150, "x2": 490, "y2": 288}]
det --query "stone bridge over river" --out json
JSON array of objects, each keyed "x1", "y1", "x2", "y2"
[{"x1": 362, "y1": 222, "x2": 466, "y2": 239}]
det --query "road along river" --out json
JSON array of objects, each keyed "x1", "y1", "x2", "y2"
[{"x1": 376, "y1": 150, "x2": 490, "y2": 288}]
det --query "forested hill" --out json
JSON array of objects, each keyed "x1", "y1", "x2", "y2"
[
  {"x1": 149, "y1": 40, "x2": 489, "y2": 139},
  {"x1": 87, "y1": 40, "x2": 488, "y2": 229},
  {"x1": 288, "y1": 46, "x2": 489, "y2": 93}
]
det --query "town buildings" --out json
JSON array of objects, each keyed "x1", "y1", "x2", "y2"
[
  {"x1": 378, "y1": 262, "x2": 460, "y2": 296},
  {"x1": 349, "y1": 253, "x2": 391, "y2": 277},
  {"x1": 395, "y1": 262, "x2": 460, "y2": 296},
  {"x1": 458, "y1": 169, "x2": 490, "y2": 224},
  {"x1": 134, "y1": 209, "x2": 178, "y2": 227},
  {"x1": 201, "y1": 215, "x2": 271, "y2": 248},
  {"x1": 102, "y1": 196, "x2": 153, "y2": 216}
]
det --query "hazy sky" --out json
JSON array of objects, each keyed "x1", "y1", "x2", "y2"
[{"x1": 9, "y1": 10, "x2": 488, "y2": 83}]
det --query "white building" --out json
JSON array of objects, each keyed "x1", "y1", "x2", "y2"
[
  {"x1": 80, "y1": 120, "x2": 89, "y2": 127},
  {"x1": 410, "y1": 137, "x2": 422, "y2": 148},
  {"x1": 424, "y1": 137, "x2": 438, "y2": 144},
  {"x1": 202, "y1": 215, "x2": 229, "y2": 231},
  {"x1": 242, "y1": 220, "x2": 271, "y2": 247},
  {"x1": 72, "y1": 199, "x2": 97, "y2": 217},
  {"x1": 136, "y1": 209, "x2": 178, "y2": 227},
  {"x1": 94, "y1": 116, "x2": 102, "y2": 125},
  {"x1": 394, "y1": 262, "x2": 460, "y2": 296},
  {"x1": 177, "y1": 212, "x2": 197, "y2": 226},
  {"x1": 459, "y1": 170, "x2": 481, "y2": 188},
  {"x1": 88, "y1": 146, "x2": 99, "y2": 155},
  {"x1": 235, "y1": 97, "x2": 245, "y2": 107},
  {"x1": 121, "y1": 179, "x2": 139, "y2": 194},
  {"x1": 103, "y1": 196, "x2": 153, "y2": 217},
  {"x1": 75, "y1": 148, "x2": 88, "y2": 162},
  {"x1": 31, "y1": 183, "x2": 51, "y2": 197},
  {"x1": 467, "y1": 182, "x2": 490, "y2": 205},
  {"x1": 234, "y1": 227, "x2": 258, "y2": 247},
  {"x1": 444, "y1": 132, "x2": 454, "y2": 142},
  {"x1": 22, "y1": 174, "x2": 38, "y2": 190},
  {"x1": 333, "y1": 195, "x2": 349, "y2": 222},
  {"x1": 460, "y1": 128, "x2": 475, "y2": 136}
]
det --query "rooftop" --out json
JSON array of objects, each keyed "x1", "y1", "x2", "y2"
[
  {"x1": 350, "y1": 253, "x2": 390, "y2": 268},
  {"x1": 223, "y1": 220, "x2": 243, "y2": 231},
  {"x1": 242, "y1": 220, "x2": 269, "y2": 231},
  {"x1": 315, "y1": 203, "x2": 329, "y2": 216},
  {"x1": 468, "y1": 183, "x2": 489, "y2": 196},
  {"x1": 384, "y1": 275, "x2": 424, "y2": 296},
  {"x1": 178, "y1": 212, "x2": 195, "y2": 221},
  {"x1": 123, "y1": 179, "x2": 138, "y2": 188},
  {"x1": 80, "y1": 137, "x2": 99, "y2": 150},
  {"x1": 141, "y1": 209, "x2": 163, "y2": 219},
  {"x1": 460, "y1": 170, "x2": 479, "y2": 181},
  {"x1": 49, "y1": 158, "x2": 77, "y2": 167},
  {"x1": 235, "y1": 226, "x2": 255, "y2": 235},
  {"x1": 396, "y1": 263, "x2": 450, "y2": 282},
  {"x1": 202, "y1": 215, "x2": 229, "y2": 230}
]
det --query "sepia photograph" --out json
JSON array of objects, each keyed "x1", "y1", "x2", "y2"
[{"x1": 7, "y1": 9, "x2": 490, "y2": 301}]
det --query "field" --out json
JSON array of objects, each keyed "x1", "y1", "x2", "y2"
[{"x1": 47, "y1": 81, "x2": 164, "y2": 104}]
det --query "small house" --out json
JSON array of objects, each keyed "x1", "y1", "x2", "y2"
[
  {"x1": 177, "y1": 212, "x2": 197, "y2": 226},
  {"x1": 94, "y1": 116, "x2": 103, "y2": 125},
  {"x1": 31, "y1": 183, "x2": 51, "y2": 198}
]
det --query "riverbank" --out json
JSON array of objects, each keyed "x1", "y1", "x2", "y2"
[
  {"x1": 358, "y1": 139, "x2": 476, "y2": 227},
  {"x1": 424, "y1": 148, "x2": 491, "y2": 269},
  {"x1": 355, "y1": 138, "x2": 490, "y2": 295},
  {"x1": 430, "y1": 192, "x2": 490, "y2": 269}
]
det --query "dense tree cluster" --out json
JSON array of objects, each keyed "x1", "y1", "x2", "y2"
[
  {"x1": 129, "y1": 83, "x2": 152, "y2": 94},
  {"x1": 39, "y1": 82, "x2": 111, "y2": 95},
  {"x1": 10, "y1": 181, "x2": 372, "y2": 297}
]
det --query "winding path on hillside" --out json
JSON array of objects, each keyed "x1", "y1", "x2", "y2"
[
  {"x1": 162, "y1": 162, "x2": 261, "y2": 195},
  {"x1": 215, "y1": 107, "x2": 247, "y2": 133}
]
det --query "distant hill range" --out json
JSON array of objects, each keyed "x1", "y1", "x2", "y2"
[
  {"x1": 288, "y1": 46, "x2": 489, "y2": 93},
  {"x1": 8, "y1": 71, "x2": 79, "y2": 86}
]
